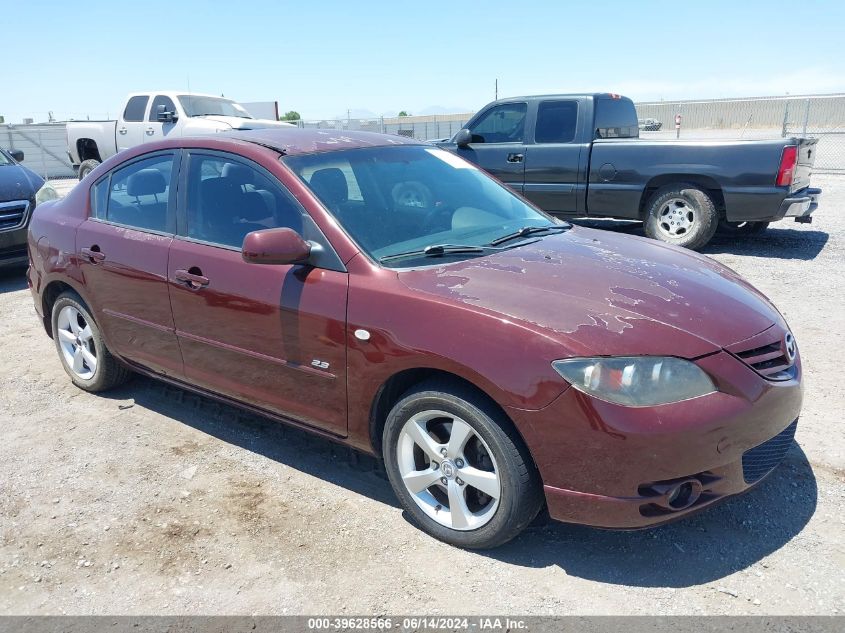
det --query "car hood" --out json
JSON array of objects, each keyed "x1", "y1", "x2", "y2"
[
  {"x1": 0, "y1": 163, "x2": 43, "y2": 202},
  {"x1": 195, "y1": 115, "x2": 296, "y2": 130},
  {"x1": 397, "y1": 227, "x2": 783, "y2": 359}
]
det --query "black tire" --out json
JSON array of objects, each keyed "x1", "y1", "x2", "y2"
[
  {"x1": 717, "y1": 219, "x2": 770, "y2": 236},
  {"x1": 51, "y1": 292, "x2": 132, "y2": 392},
  {"x1": 382, "y1": 379, "x2": 543, "y2": 549},
  {"x1": 643, "y1": 183, "x2": 719, "y2": 250},
  {"x1": 78, "y1": 159, "x2": 100, "y2": 181}
]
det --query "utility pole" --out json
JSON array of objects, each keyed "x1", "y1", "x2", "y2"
[{"x1": 495, "y1": 79, "x2": 498, "y2": 101}]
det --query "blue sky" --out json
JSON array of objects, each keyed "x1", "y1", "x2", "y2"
[{"x1": 3, "y1": 0, "x2": 844, "y2": 122}]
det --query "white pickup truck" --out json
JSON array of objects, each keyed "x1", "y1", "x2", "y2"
[{"x1": 67, "y1": 91, "x2": 294, "y2": 179}]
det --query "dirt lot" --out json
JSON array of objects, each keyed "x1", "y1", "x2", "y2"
[{"x1": 1, "y1": 176, "x2": 843, "y2": 616}]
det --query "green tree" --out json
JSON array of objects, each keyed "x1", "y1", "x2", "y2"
[
  {"x1": 281, "y1": 110, "x2": 301, "y2": 121},
  {"x1": 398, "y1": 111, "x2": 410, "y2": 117}
]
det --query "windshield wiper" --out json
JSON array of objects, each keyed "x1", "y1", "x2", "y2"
[
  {"x1": 488, "y1": 224, "x2": 569, "y2": 246},
  {"x1": 379, "y1": 243, "x2": 488, "y2": 263}
]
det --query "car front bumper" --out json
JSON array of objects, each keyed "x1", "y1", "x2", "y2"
[{"x1": 507, "y1": 350, "x2": 803, "y2": 529}]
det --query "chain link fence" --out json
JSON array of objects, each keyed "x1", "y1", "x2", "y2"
[{"x1": 635, "y1": 94, "x2": 845, "y2": 172}]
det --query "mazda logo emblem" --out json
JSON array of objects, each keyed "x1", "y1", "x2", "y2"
[{"x1": 784, "y1": 332, "x2": 797, "y2": 363}]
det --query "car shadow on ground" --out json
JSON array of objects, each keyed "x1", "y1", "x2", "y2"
[
  {"x1": 0, "y1": 265, "x2": 28, "y2": 293},
  {"x1": 102, "y1": 374, "x2": 815, "y2": 589},
  {"x1": 100, "y1": 375, "x2": 400, "y2": 509},
  {"x1": 570, "y1": 219, "x2": 829, "y2": 260}
]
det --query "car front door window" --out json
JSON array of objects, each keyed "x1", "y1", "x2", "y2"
[{"x1": 469, "y1": 103, "x2": 528, "y2": 144}]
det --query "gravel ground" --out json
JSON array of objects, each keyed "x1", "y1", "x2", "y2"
[{"x1": 1, "y1": 176, "x2": 843, "y2": 616}]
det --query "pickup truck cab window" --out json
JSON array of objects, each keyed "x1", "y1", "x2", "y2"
[
  {"x1": 105, "y1": 153, "x2": 175, "y2": 233},
  {"x1": 148, "y1": 95, "x2": 177, "y2": 121},
  {"x1": 469, "y1": 103, "x2": 528, "y2": 144},
  {"x1": 594, "y1": 97, "x2": 639, "y2": 139},
  {"x1": 122, "y1": 95, "x2": 149, "y2": 123},
  {"x1": 184, "y1": 153, "x2": 304, "y2": 249},
  {"x1": 535, "y1": 100, "x2": 578, "y2": 144}
]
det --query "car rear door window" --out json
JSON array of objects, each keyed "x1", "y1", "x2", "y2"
[
  {"x1": 535, "y1": 100, "x2": 578, "y2": 143},
  {"x1": 105, "y1": 154, "x2": 174, "y2": 233},
  {"x1": 148, "y1": 95, "x2": 177, "y2": 121},
  {"x1": 184, "y1": 154, "x2": 305, "y2": 249},
  {"x1": 468, "y1": 103, "x2": 528, "y2": 143},
  {"x1": 123, "y1": 96, "x2": 149, "y2": 123}
]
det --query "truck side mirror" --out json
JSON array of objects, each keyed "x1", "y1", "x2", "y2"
[
  {"x1": 453, "y1": 128, "x2": 472, "y2": 147},
  {"x1": 10, "y1": 150, "x2": 24, "y2": 162},
  {"x1": 156, "y1": 104, "x2": 178, "y2": 123}
]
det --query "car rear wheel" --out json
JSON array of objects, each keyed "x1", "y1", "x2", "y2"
[
  {"x1": 78, "y1": 159, "x2": 100, "y2": 181},
  {"x1": 717, "y1": 219, "x2": 770, "y2": 235},
  {"x1": 51, "y1": 292, "x2": 131, "y2": 392},
  {"x1": 644, "y1": 184, "x2": 719, "y2": 250},
  {"x1": 382, "y1": 380, "x2": 543, "y2": 549}
]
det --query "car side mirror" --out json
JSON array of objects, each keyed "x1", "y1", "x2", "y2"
[
  {"x1": 242, "y1": 228, "x2": 312, "y2": 265},
  {"x1": 156, "y1": 104, "x2": 178, "y2": 123},
  {"x1": 453, "y1": 128, "x2": 472, "y2": 147},
  {"x1": 10, "y1": 150, "x2": 24, "y2": 162}
]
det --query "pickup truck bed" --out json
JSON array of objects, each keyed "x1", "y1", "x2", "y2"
[{"x1": 437, "y1": 93, "x2": 821, "y2": 249}]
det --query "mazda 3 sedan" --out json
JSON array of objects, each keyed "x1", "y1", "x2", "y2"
[{"x1": 27, "y1": 129, "x2": 803, "y2": 548}]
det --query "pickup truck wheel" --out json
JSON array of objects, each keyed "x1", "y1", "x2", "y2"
[
  {"x1": 78, "y1": 159, "x2": 100, "y2": 181},
  {"x1": 644, "y1": 184, "x2": 719, "y2": 250},
  {"x1": 382, "y1": 380, "x2": 543, "y2": 549},
  {"x1": 51, "y1": 292, "x2": 132, "y2": 392},
  {"x1": 717, "y1": 219, "x2": 770, "y2": 235}
]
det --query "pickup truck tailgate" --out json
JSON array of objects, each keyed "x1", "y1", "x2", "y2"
[{"x1": 791, "y1": 137, "x2": 818, "y2": 192}]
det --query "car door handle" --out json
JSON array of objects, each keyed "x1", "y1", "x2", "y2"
[
  {"x1": 174, "y1": 269, "x2": 209, "y2": 289},
  {"x1": 507, "y1": 153, "x2": 524, "y2": 163},
  {"x1": 80, "y1": 247, "x2": 105, "y2": 263},
  {"x1": 118, "y1": 128, "x2": 127, "y2": 135},
  {"x1": 145, "y1": 128, "x2": 155, "y2": 136}
]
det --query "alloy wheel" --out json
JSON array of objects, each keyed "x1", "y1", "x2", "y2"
[
  {"x1": 657, "y1": 197, "x2": 696, "y2": 238},
  {"x1": 396, "y1": 410, "x2": 501, "y2": 531},
  {"x1": 56, "y1": 305, "x2": 97, "y2": 380}
]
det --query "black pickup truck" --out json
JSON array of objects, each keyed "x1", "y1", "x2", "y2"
[{"x1": 436, "y1": 93, "x2": 821, "y2": 249}]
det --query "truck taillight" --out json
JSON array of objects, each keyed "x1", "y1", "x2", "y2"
[{"x1": 776, "y1": 146, "x2": 798, "y2": 187}]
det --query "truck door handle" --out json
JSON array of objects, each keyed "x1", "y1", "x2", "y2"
[
  {"x1": 118, "y1": 128, "x2": 127, "y2": 135},
  {"x1": 80, "y1": 246, "x2": 106, "y2": 263},
  {"x1": 145, "y1": 128, "x2": 155, "y2": 136},
  {"x1": 507, "y1": 153, "x2": 524, "y2": 163},
  {"x1": 174, "y1": 269, "x2": 209, "y2": 289}
]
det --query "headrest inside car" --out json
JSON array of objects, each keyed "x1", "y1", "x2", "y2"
[
  {"x1": 127, "y1": 169, "x2": 167, "y2": 197},
  {"x1": 221, "y1": 163, "x2": 254, "y2": 186}
]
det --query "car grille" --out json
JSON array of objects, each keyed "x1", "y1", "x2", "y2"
[
  {"x1": 742, "y1": 420, "x2": 797, "y2": 484},
  {"x1": 0, "y1": 199, "x2": 30, "y2": 232},
  {"x1": 733, "y1": 339, "x2": 795, "y2": 381}
]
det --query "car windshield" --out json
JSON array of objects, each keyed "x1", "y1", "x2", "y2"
[
  {"x1": 284, "y1": 145, "x2": 561, "y2": 267},
  {"x1": 0, "y1": 151, "x2": 11, "y2": 166},
  {"x1": 178, "y1": 95, "x2": 253, "y2": 118}
]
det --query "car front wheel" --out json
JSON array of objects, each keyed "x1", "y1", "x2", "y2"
[{"x1": 382, "y1": 380, "x2": 543, "y2": 549}]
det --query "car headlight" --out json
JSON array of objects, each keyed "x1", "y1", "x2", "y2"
[
  {"x1": 35, "y1": 182, "x2": 60, "y2": 206},
  {"x1": 552, "y1": 356, "x2": 716, "y2": 407}
]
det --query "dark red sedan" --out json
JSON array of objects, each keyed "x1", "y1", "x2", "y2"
[{"x1": 27, "y1": 129, "x2": 802, "y2": 548}]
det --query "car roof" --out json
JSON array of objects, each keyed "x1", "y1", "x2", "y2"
[{"x1": 225, "y1": 128, "x2": 423, "y2": 156}]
